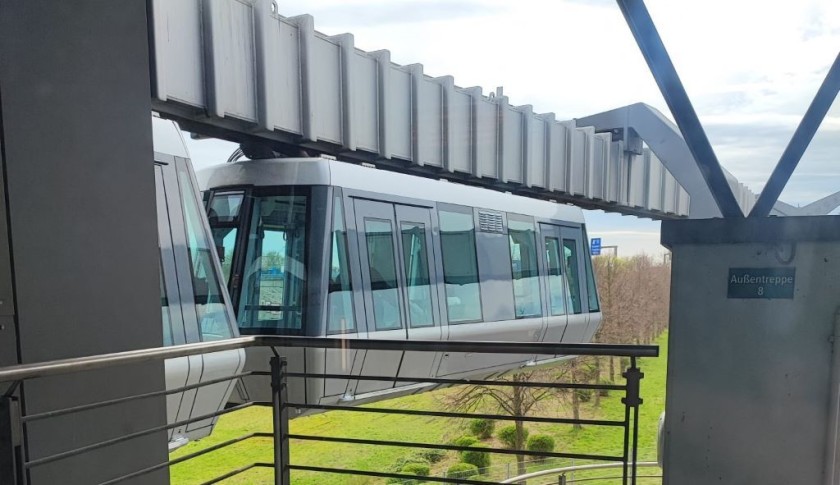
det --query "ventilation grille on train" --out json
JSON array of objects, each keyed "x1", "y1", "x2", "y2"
[{"x1": 478, "y1": 210, "x2": 505, "y2": 233}]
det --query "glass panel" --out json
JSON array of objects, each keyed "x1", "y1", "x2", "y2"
[
  {"x1": 583, "y1": 236, "x2": 600, "y2": 312},
  {"x1": 508, "y1": 219, "x2": 542, "y2": 318},
  {"x1": 545, "y1": 237, "x2": 567, "y2": 316},
  {"x1": 439, "y1": 209, "x2": 482, "y2": 323},
  {"x1": 177, "y1": 167, "x2": 234, "y2": 341},
  {"x1": 160, "y1": 262, "x2": 173, "y2": 346},
  {"x1": 208, "y1": 192, "x2": 244, "y2": 223},
  {"x1": 365, "y1": 218, "x2": 402, "y2": 330},
  {"x1": 563, "y1": 239, "x2": 583, "y2": 314},
  {"x1": 401, "y1": 222, "x2": 434, "y2": 328},
  {"x1": 211, "y1": 226, "x2": 237, "y2": 285},
  {"x1": 327, "y1": 195, "x2": 355, "y2": 334},
  {"x1": 238, "y1": 194, "x2": 308, "y2": 334}
]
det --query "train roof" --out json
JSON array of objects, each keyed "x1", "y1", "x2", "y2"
[{"x1": 198, "y1": 158, "x2": 585, "y2": 224}]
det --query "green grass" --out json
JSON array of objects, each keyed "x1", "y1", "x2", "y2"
[{"x1": 171, "y1": 332, "x2": 668, "y2": 484}]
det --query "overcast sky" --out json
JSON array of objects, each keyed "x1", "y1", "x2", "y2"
[{"x1": 185, "y1": 0, "x2": 840, "y2": 256}]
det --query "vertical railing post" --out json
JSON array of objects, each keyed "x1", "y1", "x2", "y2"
[
  {"x1": 622, "y1": 357, "x2": 644, "y2": 485},
  {"x1": 1, "y1": 391, "x2": 23, "y2": 485},
  {"x1": 271, "y1": 356, "x2": 290, "y2": 485}
]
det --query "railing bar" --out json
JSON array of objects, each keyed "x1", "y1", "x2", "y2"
[
  {"x1": 289, "y1": 464, "x2": 500, "y2": 485},
  {"x1": 285, "y1": 403, "x2": 626, "y2": 427},
  {"x1": 23, "y1": 372, "x2": 254, "y2": 423},
  {"x1": 198, "y1": 462, "x2": 271, "y2": 485},
  {"x1": 284, "y1": 372, "x2": 626, "y2": 390},
  {"x1": 287, "y1": 434, "x2": 623, "y2": 461},
  {"x1": 24, "y1": 402, "x2": 254, "y2": 469},
  {"x1": 168, "y1": 432, "x2": 273, "y2": 467},
  {"x1": 95, "y1": 461, "x2": 169, "y2": 485},
  {"x1": 567, "y1": 475, "x2": 662, "y2": 484}
]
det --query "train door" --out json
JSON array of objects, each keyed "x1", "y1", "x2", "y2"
[
  {"x1": 351, "y1": 199, "x2": 442, "y2": 395},
  {"x1": 540, "y1": 224, "x2": 589, "y2": 343}
]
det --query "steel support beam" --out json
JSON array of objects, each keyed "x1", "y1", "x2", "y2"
[
  {"x1": 749, "y1": 52, "x2": 840, "y2": 217},
  {"x1": 616, "y1": 0, "x2": 743, "y2": 218}
]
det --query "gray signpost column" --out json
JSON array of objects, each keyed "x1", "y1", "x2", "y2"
[
  {"x1": 661, "y1": 216, "x2": 840, "y2": 484},
  {"x1": 0, "y1": 1, "x2": 167, "y2": 483}
]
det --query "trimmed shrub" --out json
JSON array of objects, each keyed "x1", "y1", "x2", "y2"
[
  {"x1": 417, "y1": 448, "x2": 447, "y2": 463},
  {"x1": 469, "y1": 418, "x2": 495, "y2": 439},
  {"x1": 461, "y1": 444, "x2": 491, "y2": 471},
  {"x1": 401, "y1": 462, "x2": 431, "y2": 477},
  {"x1": 388, "y1": 455, "x2": 429, "y2": 473},
  {"x1": 447, "y1": 463, "x2": 479, "y2": 480},
  {"x1": 453, "y1": 435, "x2": 479, "y2": 447},
  {"x1": 527, "y1": 434, "x2": 556, "y2": 461},
  {"x1": 497, "y1": 425, "x2": 529, "y2": 449}
]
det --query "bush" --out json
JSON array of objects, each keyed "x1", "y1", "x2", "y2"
[
  {"x1": 527, "y1": 434, "x2": 556, "y2": 461},
  {"x1": 388, "y1": 454, "x2": 429, "y2": 473},
  {"x1": 447, "y1": 463, "x2": 479, "y2": 480},
  {"x1": 497, "y1": 425, "x2": 529, "y2": 448},
  {"x1": 469, "y1": 418, "x2": 495, "y2": 439},
  {"x1": 417, "y1": 448, "x2": 447, "y2": 463},
  {"x1": 452, "y1": 435, "x2": 478, "y2": 447},
  {"x1": 401, "y1": 462, "x2": 431, "y2": 477},
  {"x1": 576, "y1": 388, "x2": 593, "y2": 402},
  {"x1": 461, "y1": 444, "x2": 491, "y2": 471}
]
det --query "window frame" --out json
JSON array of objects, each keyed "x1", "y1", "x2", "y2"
[
  {"x1": 437, "y1": 203, "x2": 484, "y2": 325},
  {"x1": 326, "y1": 191, "x2": 357, "y2": 335},
  {"x1": 507, "y1": 213, "x2": 544, "y2": 319}
]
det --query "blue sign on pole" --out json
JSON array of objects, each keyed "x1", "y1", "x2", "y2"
[{"x1": 590, "y1": 238, "x2": 602, "y2": 256}]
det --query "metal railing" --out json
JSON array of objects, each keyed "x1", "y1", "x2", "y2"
[{"x1": 0, "y1": 336, "x2": 658, "y2": 485}]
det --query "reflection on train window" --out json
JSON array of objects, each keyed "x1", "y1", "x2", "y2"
[
  {"x1": 583, "y1": 237, "x2": 600, "y2": 312},
  {"x1": 439, "y1": 209, "x2": 482, "y2": 323},
  {"x1": 209, "y1": 192, "x2": 244, "y2": 286},
  {"x1": 563, "y1": 239, "x2": 583, "y2": 314},
  {"x1": 544, "y1": 237, "x2": 567, "y2": 316},
  {"x1": 401, "y1": 222, "x2": 434, "y2": 328},
  {"x1": 327, "y1": 195, "x2": 355, "y2": 334},
  {"x1": 209, "y1": 192, "x2": 243, "y2": 223},
  {"x1": 177, "y1": 166, "x2": 234, "y2": 341},
  {"x1": 160, "y1": 262, "x2": 173, "y2": 346},
  {"x1": 211, "y1": 227, "x2": 237, "y2": 284},
  {"x1": 508, "y1": 218, "x2": 542, "y2": 318},
  {"x1": 365, "y1": 218, "x2": 402, "y2": 330},
  {"x1": 239, "y1": 194, "x2": 308, "y2": 334}
]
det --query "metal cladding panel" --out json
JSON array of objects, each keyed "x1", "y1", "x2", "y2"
[
  {"x1": 263, "y1": 17, "x2": 301, "y2": 134},
  {"x1": 647, "y1": 151, "x2": 664, "y2": 211},
  {"x1": 449, "y1": 90, "x2": 472, "y2": 174},
  {"x1": 502, "y1": 106, "x2": 524, "y2": 184},
  {"x1": 664, "y1": 170, "x2": 678, "y2": 213},
  {"x1": 569, "y1": 129, "x2": 587, "y2": 195},
  {"x1": 388, "y1": 68, "x2": 412, "y2": 160},
  {"x1": 548, "y1": 123, "x2": 570, "y2": 193},
  {"x1": 417, "y1": 78, "x2": 443, "y2": 167},
  {"x1": 151, "y1": 0, "x2": 205, "y2": 107},
  {"x1": 205, "y1": 0, "x2": 257, "y2": 122},
  {"x1": 352, "y1": 52, "x2": 379, "y2": 152},
  {"x1": 628, "y1": 151, "x2": 648, "y2": 208},
  {"x1": 312, "y1": 38, "x2": 342, "y2": 143},
  {"x1": 588, "y1": 132, "x2": 609, "y2": 200},
  {"x1": 476, "y1": 98, "x2": 498, "y2": 179},
  {"x1": 679, "y1": 186, "x2": 691, "y2": 215},
  {"x1": 528, "y1": 117, "x2": 548, "y2": 188},
  {"x1": 606, "y1": 140, "x2": 623, "y2": 203}
]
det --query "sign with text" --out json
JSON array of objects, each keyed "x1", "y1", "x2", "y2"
[
  {"x1": 727, "y1": 267, "x2": 795, "y2": 299},
  {"x1": 590, "y1": 238, "x2": 601, "y2": 256}
]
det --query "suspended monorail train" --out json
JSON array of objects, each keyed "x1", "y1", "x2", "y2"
[{"x1": 199, "y1": 157, "x2": 602, "y2": 405}]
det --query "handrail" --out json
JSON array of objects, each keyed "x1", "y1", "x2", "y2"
[
  {"x1": 499, "y1": 461, "x2": 660, "y2": 483},
  {"x1": 0, "y1": 335, "x2": 658, "y2": 384}
]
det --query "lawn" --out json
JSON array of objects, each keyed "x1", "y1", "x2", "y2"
[{"x1": 171, "y1": 332, "x2": 668, "y2": 484}]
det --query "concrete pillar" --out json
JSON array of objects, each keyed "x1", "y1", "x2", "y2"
[
  {"x1": 662, "y1": 216, "x2": 840, "y2": 484},
  {"x1": 0, "y1": 1, "x2": 167, "y2": 483}
]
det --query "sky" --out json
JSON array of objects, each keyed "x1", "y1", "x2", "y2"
[{"x1": 185, "y1": 0, "x2": 840, "y2": 257}]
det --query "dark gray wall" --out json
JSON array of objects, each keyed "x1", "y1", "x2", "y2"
[{"x1": 0, "y1": 1, "x2": 167, "y2": 483}]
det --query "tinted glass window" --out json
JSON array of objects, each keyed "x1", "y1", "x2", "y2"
[
  {"x1": 211, "y1": 227, "x2": 237, "y2": 285},
  {"x1": 177, "y1": 167, "x2": 234, "y2": 341},
  {"x1": 160, "y1": 263, "x2": 173, "y2": 346},
  {"x1": 327, "y1": 195, "x2": 355, "y2": 334},
  {"x1": 545, "y1": 237, "x2": 567, "y2": 316},
  {"x1": 583, "y1": 235, "x2": 600, "y2": 312},
  {"x1": 209, "y1": 192, "x2": 243, "y2": 223},
  {"x1": 401, "y1": 222, "x2": 434, "y2": 328},
  {"x1": 439, "y1": 209, "x2": 482, "y2": 323},
  {"x1": 238, "y1": 195, "x2": 308, "y2": 334},
  {"x1": 365, "y1": 219, "x2": 402, "y2": 330},
  {"x1": 509, "y1": 218, "x2": 542, "y2": 318},
  {"x1": 563, "y1": 239, "x2": 583, "y2": 314}
]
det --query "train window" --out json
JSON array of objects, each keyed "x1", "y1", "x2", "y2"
[
  {"x1": 508, "y1": 218, "x2": 542, "y2": 318},
  {"x1": 209, "y1": 192, "x2": 244, "y2": 285},
  {"x1": 563, "y1": 239, "x2": 583, "y2": 314},
  {"x1": 583, "y1": 237, "x2": 600, "y2": 312},
  {"x1": 327, "y1": 195, "x2": 355, "y2": 334},
  {"x1": 544, "y1": 237, "x2": 567, "y2": 316},
  {"x1": 439, "y1": 209, "x2": 482, "y2": 323},
  {"x1": 364, "y1": 218, "x2": 402, "y2": 330},
  {"x1": 401, "y1": 222, "x2": 434, "y2": 328},
  {"x1": 177, "y1": 167, "x2": 234, "y2": 341},
  {"x1": 209, "y1": 192, "x2": 243, "y2": 223},
  {"x1": 211, "y1": 227, "x2": 237, "y2": 285},
  {"x1": 238, "y1": 194, "x2": 308, "y2": 334},
  {"x1": 160, "y1": 262, "x2": 173, "y2": 346}
]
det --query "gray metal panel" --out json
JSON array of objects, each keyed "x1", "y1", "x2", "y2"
[
  {"x1": 449, "y1": 90, "x2": 472, "y2": 174},
  {"x1": 588, "y1": 133, "x2": 609, "y2": 200},
  {"x1": 663, "y1": 170, "x2": 677, "y2": 214},
  {"x1": 528, "y1": 116, "x2": 549, "y2": 188},
  {"x1": 351, "y1": 51, "x2": 379, "y2": 152},
  {"x1": 474, "y1": 215, "x2": 516, "y2": 323},
  {"x1": 150, "y1": 0, "x2": 205, "y2": 107},
  {"x1": 647, "y1": 151, "x2": 664, "y2": 212},
  {"x1": 628, "y1": 151, "x2": 648, "y2": 208},
  {"x1": 416, "y1": 75, "x2": 443, "y2": 167},
  {"x1": 548, "y1": 122, "x2": 570, "y2": 193},
  {"x1": 569, "y1": 128, "x2": 587, "y2": 195},
  {"x1": 605, "y1": 141, "x2": 623, "y2": 203},
  {"x1": 502, "y1": 106, "x2": 524, "y2": 184},
  {"x1": 475, "y1": 97, "x2": 498, "y2": 179},
  {"x1": 312, "y1": 37, "x2": 342, "y2": 144},
  {"x1": 0, "y1": 1, "x2": 167, "y2": 483},
  {"x1": 204, "y1": 0, "x2": 257, "y2": 122},
  {"x1": 389, "y1": 68, "x2": 412, "y2": 160},
  {"x1": 257, "y1": 11, "x2": 302, "y2": 134}
]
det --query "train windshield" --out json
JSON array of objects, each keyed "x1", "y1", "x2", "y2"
[{"x1": 237, "y1": 193, "x2": 308, "y2": 334}]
